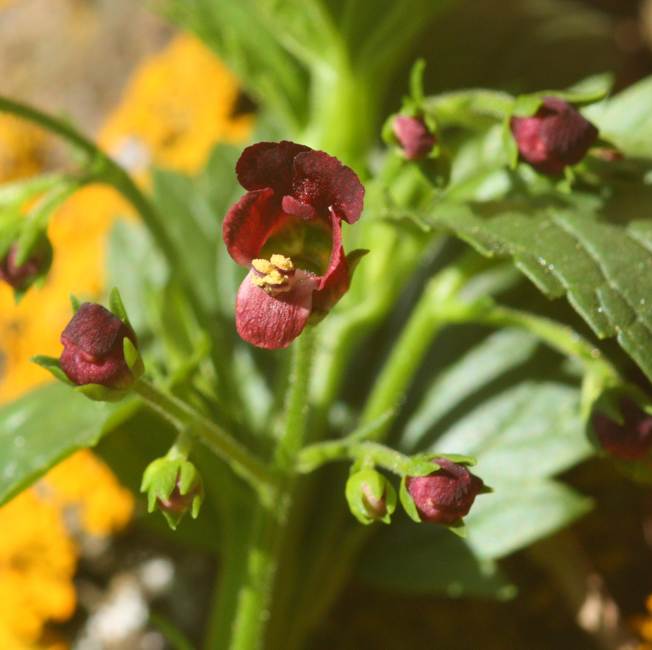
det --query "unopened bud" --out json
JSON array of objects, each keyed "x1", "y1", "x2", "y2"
[
  {"x1": 59, "y1": 302, "x2": 139, "y2": 390},
  {"x1": 141, "y1": 458, "x2": 204, "y2": 530},
  {"x1": 345, "y1": 469, "x2": 397, "y2": 525},
  {"x1": 393, "y1": 115, "x2": 437, "y2": 160},
  {"x1": 593, "y1": 399, "x2": 652, "y2": 460},
  {"x1": 404, "y1": 459, "x2": 485, "y2": 525},
  {"x1": 510, "y1": 97, "x2": 598, "y2": 175}
]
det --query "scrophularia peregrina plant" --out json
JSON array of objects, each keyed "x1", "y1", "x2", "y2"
[{"x1": 6, "y1": 10, "x2": 652, "y2": 648}]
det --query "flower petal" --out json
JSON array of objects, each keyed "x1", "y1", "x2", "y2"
[
  {"x1": 290, "y1": 150, "x2": 364, "y2": 224},
  {"x1": 236, "y1": 270, "x2": 317, "y2": 349},
  {"x1": 223, "y1": 188, "x2": 287, "y2": 265},
  {"x1": 311, "y1": 211, "x2": 366, "y2": 319},
  {"x1": 236, "y1": 141, "x2": 311, "y2": 194}
]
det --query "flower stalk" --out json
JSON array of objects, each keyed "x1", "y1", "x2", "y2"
[{"x1": 133, "y1": 378, "x2": 277, "y2": 498}]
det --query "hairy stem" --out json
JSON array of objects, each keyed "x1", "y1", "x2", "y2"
[
  {"x1": 229, "y1": 330, "x2": 315, "y2": 650},
  {"x1": 133, "y1": 379, "x2": 276, "y2": 498}
]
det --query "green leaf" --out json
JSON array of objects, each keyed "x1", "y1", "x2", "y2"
[
  {"x1": 358, "y1": 522, "x2": 516, "y2": 599},
  {"x1": 465, "y1": 480, "x2": 592, "y2": 560},
  {"x1": 585, "y1": 75, "x2": 652, "y2": 157},
  {"x1": 400, "y1": 327, "x2": 593, "y2": 558},
  {"x1": 425, "y1": 192, "x2": 652, "y2": 381},
  {"x1": 0, "y1": 383, "x2": 137, "y2": 505}
]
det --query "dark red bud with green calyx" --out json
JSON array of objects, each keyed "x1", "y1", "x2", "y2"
[
  {"x1": 0, "y1": 244, "x2": 48, "y2": 291},
  {"x1": 157, "y1": 481, "x2": 201, "y2": 516},
  {"x1": 393, "y1": 115, "x2": 437, "y2": 160},
  {"x1": 59, "y1": 302, "x2": 137, "y2": 388},
  {"x1": 510, "y1": 97, "x2": 598, "y2": 175},
  {"x1": 406, "y1": 459, "x2": 484, "y2": 524},
  {"x1": 593, "y1": 400, "x2": 652, "y2": 460}
]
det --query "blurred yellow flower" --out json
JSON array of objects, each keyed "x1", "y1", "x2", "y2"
[
  {"x1": 99, "y1": 33, "x2": 252, "y2": 175},
  {"x1": 40, "y1": 450, "x2": 134, "y2": 537},
  {"x1": 0, "y1": 491, "x2": 76, "y2": 647},
  {"x1": 0, "y1": 30, "x2": 251, "y2": 649},
  {"x1": 0, "y1": 115, "x2": 49, "y2": 181}
]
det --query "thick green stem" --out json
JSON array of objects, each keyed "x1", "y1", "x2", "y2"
[
  {"x1": 133, "y1": 379, "x2": 276, "y2": 498},
  {"x1": 360, "y1": 257, "x2": 481, "y2": 435},
  {"x1": 228, "y1": 331, "x2": 315, "y2": 650},
  {"x1": 297, "y1": 439, "x2": 413, "y2": 475}
]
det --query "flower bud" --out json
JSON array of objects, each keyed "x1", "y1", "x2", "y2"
[
  {"x1": 345, "y1": 469, "x2": 397, "y2": 525},
  {"x1": 0, "y1": 240, "x2": 52, "y2": 291},
  {"x1": 593, "y1": 399, "x2": 652, "y2": 460},
  {"x1": 392, "y1": 115, "x2": 437, "y2": 160},
  {"x1": 510, "y1": 97, "x2": 598, "y2": 175},
  {"x1": 404, "y1": 459, "x2": 484, "y2": 525},
  {"x1": 59, "y1": 302, "x2": 138, "y2": 389},
  {"x1": 141, "y1": 458, "x2": 204, "y2": 530}
]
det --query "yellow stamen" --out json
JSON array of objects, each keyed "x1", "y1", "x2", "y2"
[{"x1": 250, "y1": 254, "x2": 295, "y2": 293}]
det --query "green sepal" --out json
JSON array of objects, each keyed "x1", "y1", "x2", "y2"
[
  {"x1": 123, "y1": 337, "x2": 145, "y2": 379},
  {"x1": 141, "y1": 457, "x2": 204, "y2": 530},
  {"x1": 433, "y1": 453, "x2": 477, "y2": 467},
  {"x1": 447, "y1": 519, "x2": 468, "y2": 538},
  {"x1": 399, "y1": 476, "x2": 422, "y2": 523},
  {"x1": 345, "y1": 469, "x2": 397, "y2": 525},
  {"x1": 409, "y1": 58, "x2": 426, "y2": 105},
  {"x1": 109, "y1": 287, "x2": 131, "y2": 326},
  {"x1": 70, "y1": 294, "x2": 81, "y2": 313},
  {"x1": 31, "y1": 355, "x2": 73, "y2": 385},
  {"x1": 75, "y1": 383, "x2": 131, "y2": 403},
  {"x1": 0, "y1": 208, "x2": 22, "y2": 260},
  {"x1": 404, "y1": 454, "x2": 439, "y2": 477}
]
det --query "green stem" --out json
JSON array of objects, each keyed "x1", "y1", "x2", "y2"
[
  {"x1": 360, "y1": 256, "x2": 481, "y2": 435},
  {"x1": 229, "y1": 331, "x2": 315, "y2": 650},
  {"x1": 133, "y1": 379, "x2": 276, "y2": 497},
  {"x1": 468, "y1": 303, "x2": 619, "y2": 378},
  {"x1": 275, "y1": 330, "x2": 315, "y2": 469},
  {"x1": 297, "y1": 439, "x2": 413, "y2": 475}
]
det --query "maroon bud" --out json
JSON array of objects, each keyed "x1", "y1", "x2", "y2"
[
  {"x1": 406, "y1": 459, "x2": 484, "y2": 524},
  {"x1": 593, "y1": 399, "x2": 652, "y2": 460},
  {"x1": 510, "y1": 97, "x2": 598, "y2": 175},
  {"x1": 393, "y1": 115, "x2": 437, "y2": 160},
  {"x1": 59, "y1": 303, "x2": 137, "y2": 388},
  {"x1": 157, "y1": 482, "x2": 201, "y2": 516},
  {"x1": 0, "y1": 244, "x2": 49, "y2": 291}
]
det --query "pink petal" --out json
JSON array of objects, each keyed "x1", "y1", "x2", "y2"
[
  {"x1": 290, "y1": 150, "x2": 364, "y2": 224},
  {"x1": 236, "y1": 270, "x2": 317, "y2": 349},
  {"x1": 236, "y1": 141, "x2": 311, "y2": 194},
  {"x1": 223, "y1": 188, "x2": 286, "y2": 265}
]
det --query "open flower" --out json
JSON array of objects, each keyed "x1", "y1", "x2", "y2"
[
  {"x1": 510, "y1": 97, "x2": 598, "y2": 175},
  {"x1": 223, "y1": 141, "x2": 365, "y2": 349}
]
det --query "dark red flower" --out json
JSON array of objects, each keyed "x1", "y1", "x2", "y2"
[
  {"x1": 406, "y1": 459, "x2": 484, "y2": 525},
  {"x1": 593, "y1": 399, "x2": 652, "y2": 460},
  {"x1": 223, "y1": 141, "x2": 365, "y2": 349},
  {"x1": 60, "y1": 303, "x2": 138, "y2": 388},
  {"x1": 0, "y1": 243, "x2": 50, "y2": 291},
  {"x1": 510, "y1": 97, "x2": 598, "y2": 175},
  {"x1": 393, "y1": 115, "x2": 437, "y2": 160}
]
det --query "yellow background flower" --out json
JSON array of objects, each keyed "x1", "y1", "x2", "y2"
[{"x1": 0, "y1": 32, "x2": 251, "y2": 648}]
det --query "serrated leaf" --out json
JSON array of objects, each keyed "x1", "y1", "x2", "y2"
[
  {"x1": 425, "y1": 194, "x2": 652, "y2": 382},
  {"x1": 465, "y1": 480, "x2": 593, "y2": 559},
  {"x1": 400, "y1": 327, "x2": 593, "y2": 558},
  {"x1": 584, "y1": 75, "x2": 652, "y2": 157},
  {"x1": 0, "y1": 383, "x2": 136, "y2": 505},
  {"x1": 358, "y1": 523, "x2": 516, "y2": 599}
]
